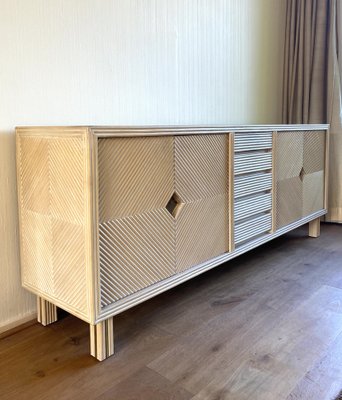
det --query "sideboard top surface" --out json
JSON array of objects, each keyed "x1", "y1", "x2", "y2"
[{"x1": 16, "y1": 124, "x2": 329, "y2": 138}]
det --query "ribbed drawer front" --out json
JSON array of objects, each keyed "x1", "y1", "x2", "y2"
[
  {"x1": 234, "y1": 172, "x2": 272, "y2": 198},
  {"x1": 235, "y1": 132, "x2": 273, "y2": 152},
  {"x1": 234, "y1": 152, "x2": 272, "y2": 175},
  {"x1": 233, "y1": 132, "x2": 274, "y2": 247},
  {"x1": 235, "y1": 192, "x2": 272, "y2": 222},
  {"x1": 235, "y1": 213, "x2": 272, "y2": 245}
]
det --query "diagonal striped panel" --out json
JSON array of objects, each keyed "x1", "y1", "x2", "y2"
[
  {"x1": 52, "y1": 220, "x2": 88, "y2": 314},
  {"x1": 303, "y1": 131, "x2": 325, "y2": 174},
  {"x1": 175, "y1": 195, "x2": 229, "y2": 273},
  {"x1": 303, "y1": 171, "x2": 324, "y2": 216},
  {"x1": 175, "y1": 134, "x2": 229, "y2": 202},
  {"x1": 21, "y1": 210, "x2": 54, "y2": 294},
  {"x1": 276, "y1": 132, "x2": 304, "y2": 181},
  {"x1": 17, "y1": 132, "x2": 90, "y2": 321},
  {"x1": 99, "y1": 208, "x2": 176, "y2": 307},
  {"x1": 276, "y1": 177, "x2": 303, "y2": 229},
  {"x1": 49, "y1": 137, "x2": 86, "y2": 225},
  {"x1": 98, "y1": 137, "x2": 174, "y2": 223},
  {"x1": 18, "y1": 137, "x2": 50, "y2": 215}
]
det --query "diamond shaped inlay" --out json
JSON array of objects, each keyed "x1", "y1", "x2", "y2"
[{"x1": 166, "y1": 192, "x2": 184, "y2": 219}]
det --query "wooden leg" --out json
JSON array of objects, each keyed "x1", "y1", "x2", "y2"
[
  {"x1": 309, "y1": 217, "x2": 321, "y2": 238},
  {"x1": 90, "y1": 317, "x2": 114, "y2": 361},
  {"x1": 37, "y1": 296, "x2": 58, "y2": 326}
]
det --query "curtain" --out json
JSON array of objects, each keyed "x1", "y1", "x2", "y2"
[{"x1": 282, "y1": 0, "x2": 342, "y2": 222}]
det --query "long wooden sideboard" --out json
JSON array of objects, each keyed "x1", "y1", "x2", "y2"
[{"x1": 16, "y1": 124, "x2": 329, "y2": 360}]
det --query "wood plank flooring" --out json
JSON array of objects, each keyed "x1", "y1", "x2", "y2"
[{"x1": 0, "y1": 223, "x2": 342, "y2": 400}]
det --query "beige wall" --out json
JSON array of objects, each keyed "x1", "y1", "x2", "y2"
[{"x1": 0, "y1": 0, "x2": 285, "y2": 330}]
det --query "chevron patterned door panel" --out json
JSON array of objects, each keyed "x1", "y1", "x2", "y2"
[
  {"x1": 97, "y1": 137, "x2": 176, "y2": 308},
  {"x1": 276, "y1": 131, "x2": 326, "y2": 229},
  {"x1": 97, "y1": 134, "x2": 230, "y2": 309},
  {"x1": 174, "y1": 135, "x2": 230, "y2": 273},
  {"x1": 98, "y1": 137, "x2": 174, "y2": 222}
]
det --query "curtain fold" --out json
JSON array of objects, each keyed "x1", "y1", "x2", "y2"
[{"x1": 283, "y1": 0, "x2": 342, "y2": 222}]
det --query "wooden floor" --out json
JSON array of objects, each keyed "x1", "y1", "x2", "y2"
[{"x1": 1, "y1": 224, "x2": 342, "y2": 400}]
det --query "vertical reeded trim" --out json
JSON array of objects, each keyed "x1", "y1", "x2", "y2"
[
  {"x1": 37, "y1": 296, "x2": 57, "y2": 326},
  {"x1": 271, "y1": 131, "x2": 277, "y2": 233},
  {"x1": 228, "y1": 133, "x2": 235, "y2": 252},
  {"x1": 89, "y1": 317, "x2": 114, "y2": 361}
]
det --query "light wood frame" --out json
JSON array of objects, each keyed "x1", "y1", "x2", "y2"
[
  {"x1": 271, "y1": 131, "x2": 277, "y2": 233},
  {"x1": 16, "y1": 124, "x2": 329, "y2": 361},
  {"x1": 228, "y1": 132, "x2": 235, "y2": 252}
]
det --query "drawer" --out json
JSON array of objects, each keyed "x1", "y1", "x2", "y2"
[
  {"x1": 234, "y1": 152, "x2": 272, "y2": 175},
  {"x1": 235, "y1": 192, "x2": 272, "y2": 222},
  {"x1": 235, "y1": 213, "x2": 272, "y2": 245},
  {"x1": 235, "y1": 132, "x2": 273, "y2": 152},
  {"x1": 234, "y1": 172, "x2": 272, "y2": 198}
]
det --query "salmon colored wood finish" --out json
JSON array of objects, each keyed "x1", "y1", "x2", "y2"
[{"x1": 16, "y1": 124, "x2": 329, "y2": 361}]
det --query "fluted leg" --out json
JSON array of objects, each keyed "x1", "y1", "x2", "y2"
[
  {"x1": 90, "y1": 317, "x2": 114, "y2": 361},
  {"x1": 37, "y1": 296, "x2": 58, "y2": 326},
  {"x1": 308, "y1": 217, "x2": 321, "y2": 238}
]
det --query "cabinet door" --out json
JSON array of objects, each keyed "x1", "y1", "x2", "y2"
[
  {"x1": 275, "y1": 131, "x2": 325, "y2": 229},
  {"x1": 174, "y1": 134, "x2": 230, "y2": 272},
  {"x1": 97, "y1": 136, "x2": 176, "y2": 308},
  {"x1": 97, "y1": 134, "x2": 231, "y2": 311}
]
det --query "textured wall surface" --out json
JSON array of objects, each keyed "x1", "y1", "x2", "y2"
[{"x1": 0, "y1": 0, "x2": 285, "y2": 330}]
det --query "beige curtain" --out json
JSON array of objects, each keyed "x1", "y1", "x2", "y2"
[{"x1": 283, "y1": 0, "x2": 342, "y2": 222}]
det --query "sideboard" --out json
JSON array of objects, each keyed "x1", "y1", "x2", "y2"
[{"x1": 16, "y1": 124, "x2": 329, "y2": 360}]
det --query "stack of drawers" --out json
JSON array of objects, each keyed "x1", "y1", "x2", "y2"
[{"x1": 234, "y1": 132, "x2": 273, "y2": 246}]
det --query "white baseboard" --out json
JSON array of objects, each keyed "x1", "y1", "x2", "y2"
[{"x1": 0, "y1": 312, "x2": 37, "y2": 337}]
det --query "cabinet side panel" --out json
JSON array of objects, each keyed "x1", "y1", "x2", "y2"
[{"x1": 17, "y1": 129, "x2": 91, "y2": 321}]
